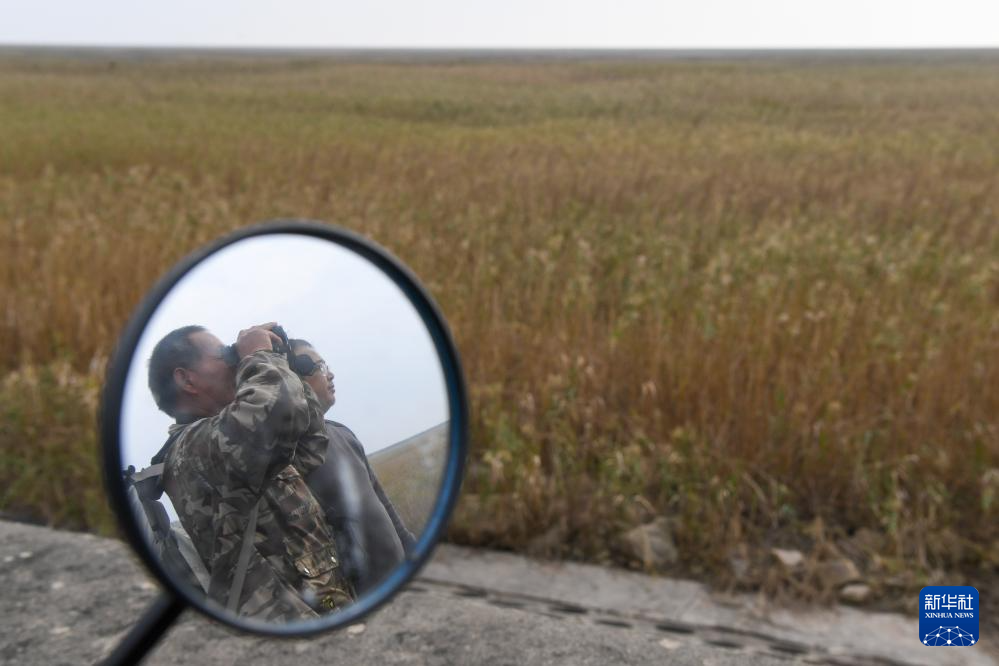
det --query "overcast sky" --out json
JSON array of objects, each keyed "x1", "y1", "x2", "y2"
[
  {"x1": 1, "y1": 1, "x2": 997, "y2": 49},
  {"x1": 120, "y1": 233, "x2": 449, "y2": 477}
]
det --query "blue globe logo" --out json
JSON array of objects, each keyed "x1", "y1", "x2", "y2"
[{"x1": 922, "y1": 626, "x2": 976, "y2": 647}]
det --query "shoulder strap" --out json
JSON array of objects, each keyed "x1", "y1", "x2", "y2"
[
  {"x1": 226, "y1": 498, "x2": 261, "y2": 613},
  {"x1": 125, "y1": 458, "x2": 213, "y2": 594},
  {"x1": 124, "y1": 463, "x2": 166, "y2": 503},
  {"x1": 131, "y1": 463, "x2": 164, "y2": 483}
]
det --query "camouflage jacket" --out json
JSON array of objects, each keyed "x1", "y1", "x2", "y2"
[{"x1": 160, "y1": 350, "x2": 354, "y2": 622}]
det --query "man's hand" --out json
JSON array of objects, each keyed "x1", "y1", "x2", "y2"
[{"x1": 235, "y1": 322, "x2": 285, "y2": 360}]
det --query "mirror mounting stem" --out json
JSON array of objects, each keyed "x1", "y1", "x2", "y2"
[{"x1": 102, "y1": 592, "x2": 185, "y2": 666}]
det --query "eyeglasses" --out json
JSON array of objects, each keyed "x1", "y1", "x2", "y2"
[{"x1": 292, "y1": 355, "x2": 329, "y2": 377}]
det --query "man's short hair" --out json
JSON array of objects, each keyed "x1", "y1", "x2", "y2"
[
  {"x1": 289, "y1": 338, "x2": 312, "y2": 353},
  {"x1": 148, "y1": 325, "x2": 207, "y2": 418}
]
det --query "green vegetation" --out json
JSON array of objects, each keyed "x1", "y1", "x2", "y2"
[{"x1": 1, "y1": 53, "x2": 997, "y2": 604}]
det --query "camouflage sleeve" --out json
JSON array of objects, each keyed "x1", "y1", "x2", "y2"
[
  {"x1": 289, "y1": 382, "x2": 332, "y2": 477},
  {"x1": 206, "y1": 350, "x2": 313, "y2": 491}
]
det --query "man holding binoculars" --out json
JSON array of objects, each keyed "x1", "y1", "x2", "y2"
[{"x1": 146, "y1": 322, "x2": 354, "y2": 621}]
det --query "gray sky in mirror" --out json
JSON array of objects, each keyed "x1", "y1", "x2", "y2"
[
  {"x1": 121, "y1": 234, "x2": 449, "y2": 475},
  {"x1": 2, "y1": 1, "x2": 997, "y2": 48}
]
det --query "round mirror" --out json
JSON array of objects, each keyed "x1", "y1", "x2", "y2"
[{"x1": 100, "y1": 220, "x2": 467, "y2": 636}]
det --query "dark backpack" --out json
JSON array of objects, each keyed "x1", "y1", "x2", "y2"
[{"x1": 123, "y1": 463, "x2": 210, "y2": 593}]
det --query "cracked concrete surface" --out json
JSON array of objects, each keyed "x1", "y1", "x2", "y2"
[{"x1": 0, "y1": 521, "x2": 992, "y2": 665}]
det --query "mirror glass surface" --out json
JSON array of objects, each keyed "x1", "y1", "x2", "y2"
[{"x1": 116, "y1": 232, "x2": 450, "y2": 628}]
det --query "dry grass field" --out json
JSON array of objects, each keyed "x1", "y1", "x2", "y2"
[
  {"x1": 369, "y1": 421, "x2": 448, "y2": 535},
  {"x1": 1, "y1": 51, "x2": 997, "y2": 606}
]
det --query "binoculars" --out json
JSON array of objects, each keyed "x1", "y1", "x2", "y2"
[{"x1": 221, "y1": 324, "x2": 291, "y2": 368}]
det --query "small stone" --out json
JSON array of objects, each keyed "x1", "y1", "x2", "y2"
[
  {"x1": 91, "y1": 633, "x2": 125, "y2": 655},
  {"x1": 771, "y1": 548, "x2": 804, "y2": 569},
  {"x1": 347, "y1": 623, "x2": 366, "y2": 636},
  {"x1": 2, "y1": 556, "x2": 13, "y2": 563},
  {"x1": 658, "y1": 637, "x2": 683, "y2": 650},
  {"x1": 50, "y1": 626, "x2": 71, "y2": 636},
  {"x1": 840, "y1": 583, "x2": 872, "y2": 604},
  {"x1": 618, "y1": 517, "x2": 679, "y2": 569},
  {"x1": 51, "y1": 581, "x2": 65, "y2": 591},
  {"x1": 817, "y1": 558, "x2": 861, "y2": 588},
  {"x1": 18, "y1": 551, "x2": 32, "y2": 559}
]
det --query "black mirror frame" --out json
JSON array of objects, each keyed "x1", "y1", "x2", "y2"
[{"x1": 99, "y1": 219, "x2": 469, "y2": 639}]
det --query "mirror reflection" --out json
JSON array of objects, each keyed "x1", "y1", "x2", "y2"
[{"x1": 118, "y1": 233, "x2": 449, "y2": 624}]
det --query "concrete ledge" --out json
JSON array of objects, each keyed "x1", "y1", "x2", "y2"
[{"x1": 1, "y1": 521, "x2": 991, "y2": 665}]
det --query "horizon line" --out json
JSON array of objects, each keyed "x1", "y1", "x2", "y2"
[{"x1": 2, "y1": 44, "x2": 998, "y2": 53}]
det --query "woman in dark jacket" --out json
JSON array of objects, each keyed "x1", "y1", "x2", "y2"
[{"x1": 288, "y1": 338, "x2": 416, "y2": 596}]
